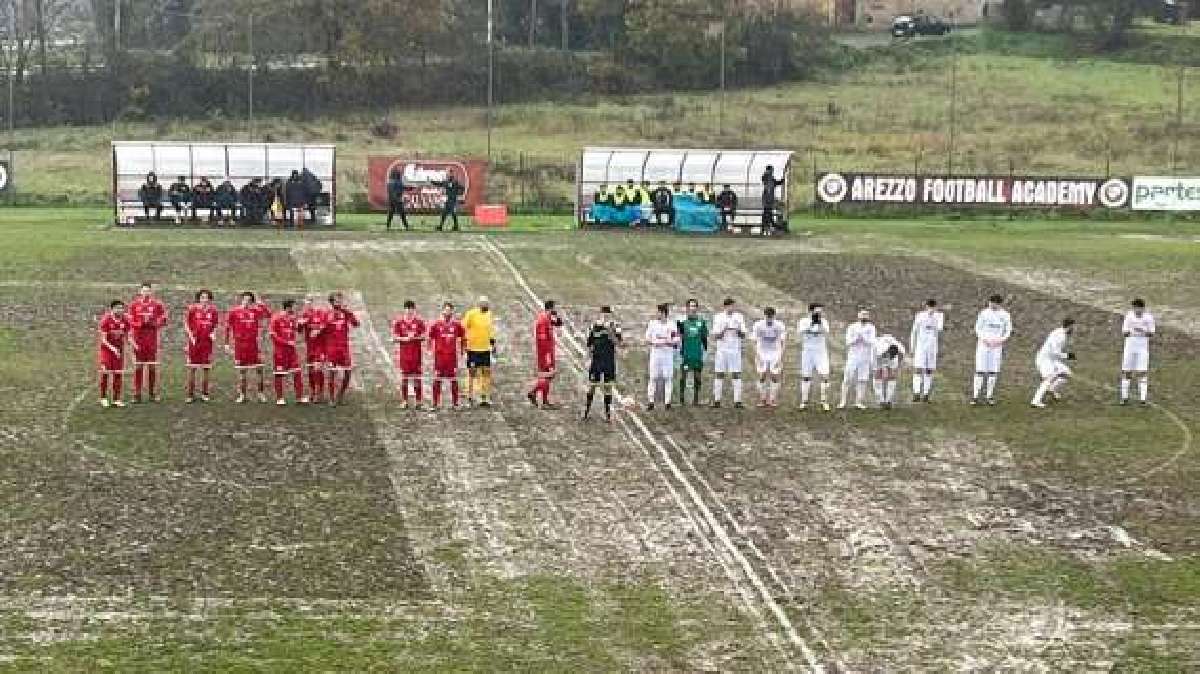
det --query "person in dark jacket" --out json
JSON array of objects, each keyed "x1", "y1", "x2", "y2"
[
  {"x1": 386, "y1": 168, "x2": 410, "y2": 230},
  {"x1": 240, "y1": 178, "x2": 266, "y2": 225},
  {"x1": 285, "y1": 171, "x2": 309, "y2": 229},
  {"x1": 301, "y1": 169, "x2": 322, "y2": 223},
  {"x1": 138, "y1": 172, "x2": 164, "y2": 221},
  {"x1": 651, "y1": 181, "x2": 674, "y2": 227},
  {"x1": 433, "y1": 175, "x2": 464, "y2": 231},
  {"x1": 191, "y1": 177, "x2": 215, "y2": 221},
  {"x1": 716, "y1": 184, "x2": 738, "y2": 229},
  {"x1": 214, "y1": 178, "x2": 237, "y2": 225},
  {"x1": 761, "y1": 165, "x2": 785, "y2": 233},
  {"x1": 167, "y1": 176, "x2": 191, "y2": 223}
]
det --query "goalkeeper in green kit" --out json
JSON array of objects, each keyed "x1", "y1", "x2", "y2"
[{"x1": 677, "y1": 298, "x2": 709, "y2": 405}]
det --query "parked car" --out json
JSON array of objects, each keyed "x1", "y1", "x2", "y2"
[
  {"x1": 1157, "y1": 0, "x2": 1186, "y2": 25},
  {"x1": 891, "y1": 14, "x2": 953, "y2": 38}
]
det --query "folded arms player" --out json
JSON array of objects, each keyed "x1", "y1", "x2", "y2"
[
  {"x1": 270, "y1": 300, "x2": 304, "y2": 405},
  {"x1": 392, "y1": 300, "x2": 427, "y2": 409},
  {"x1": 184, "y1": 289, "x2": 220, "y2": 403},
  {"x1": 429, "y1": 302, "x2": 467, "y2": 409},
  {"x1": 677, "y1": 299, "x2": 708, "y2": 406},
  {"x1": 97, "y1": 300, "x2": 130, "y2": 408},
  {"x1": 129, "y1": 281, "x2": 168, "y2": 402},
  {"x1": 325, "y1": 292, "x2": 360, "y2": 406},
  {"x1": 224, "y1": 291, "x2": 271, "y2": 403}
]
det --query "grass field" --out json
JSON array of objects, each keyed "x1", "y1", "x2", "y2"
[
  {"x1": 1, "y1": 208, "x2": 1197, "y2": 670},
  {"x1": 7, "y1": 28, "x2": 1198, "y2": 207}
]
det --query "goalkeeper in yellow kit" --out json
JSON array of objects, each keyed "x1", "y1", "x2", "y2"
[{"x1": 461, "y1": 296, "x2": 497, "y2": 407}]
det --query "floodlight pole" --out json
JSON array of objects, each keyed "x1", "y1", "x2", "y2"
[
  {"x1": 487, "y1": 0, "x2": 495, "y2": 159},
  {"x1": 248, "y1": 11, "x2": 256, "y2": 141},
  {"x1": 1172, "y1": 66, "x2": 1184, "y2": 174},
  {"x1": 947, "y1": 18, "x2": 957, "y2": 175},
  {"x1": 719, "y1": 1, "x2": 727, "y2": 137}
]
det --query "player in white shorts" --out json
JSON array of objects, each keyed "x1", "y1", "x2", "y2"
[
  {"x1": 972, "y1": 294, "x2": 1013, "y2": 406},
  {"x1": 796, "y1": 303, "x2": 831, "y2": 411},
  {"x1": 751, "y1": 307, "x2": 787, "y2": 407},
  {"x1": 711, "y1": 298, "x2": 747, "y2": 408},
  {"x1": 839, "y1": 309, "x2": 876, "y2": 410},
  {"x1": 1031, "y1": 318, "x2": 1076, "y2": 408},
  {"x1": 909, "y1": 298, "x2": 945, "y2": 403},
  {"x1": 644, "y1": 303, "x2": 679, "y2": 410},
  {"x1": 1119, "y1": 298, "x2": 1155, "y2": 406},
  {"x1": 873, "y1": 333, "x2": 906, "y2": 409}
]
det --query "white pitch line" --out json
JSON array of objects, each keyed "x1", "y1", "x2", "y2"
[{"x1": 477, "y1": 236, "x2": 823, "y2": 671}]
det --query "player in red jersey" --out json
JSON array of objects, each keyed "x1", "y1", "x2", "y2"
[
  {"x1": 391, "y1": 300, "x2": 427, "y2": 409},
  {"x1": 184, "y1": 289, "x2": 220, "y2": 403},
  {"x1": 325, "y1": 291, "x2": 360, "y2": 406},
  {"x1": 526, "y1": 299, "x2": 563, "y2": 409},
  {"x1": 270, "y1": 300, "x2": 304, "y2": 405},
  {"x1": 128, "y1": 281, "x2": 168, "y2": 402},
  {"x1": 97, "y1": 300, "x2": 130, "y2": 408},
  {"x1": 224, "y1": 291, "x2": 271, "y2": 403},
  {"x1": 428, "y1": 302, "x2": 466, "y2": 409},
  {"x1": 298, "y1": 297, "x2": 328, "y2": 404}
]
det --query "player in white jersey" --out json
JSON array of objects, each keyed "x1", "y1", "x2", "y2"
[
  {"x1": 873, "y1": 333, "x2": 907, "y2": 409},
  {"x1": 711, "y1": 297, "x2": 747, "y2": 408},
  {"x1": 839, "y1": 309, "x2": 876, "y2": 410},
  {"x1": 1119, "y1": 298, "x2": 1155, "y2": 406},
  {"x1": 751, "y1": 307, "x2": 787, "y2": 407},
  {"x1": 644, "y1": 303, "x2": 680, "y2": 410},
  {"x1": 972, "y1": 294, "x2": 1013, "y2": 406},
  {"x1": 796, "y1": 302, "x2": 832, "y2": 411},
  {"x1": 909, "y1": 298, "x2": 945, "y2": 403},
  {"x1": 1031, "y1": 318, "x2": 1076, "y2": 408}
]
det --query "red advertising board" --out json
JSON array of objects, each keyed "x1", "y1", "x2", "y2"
[{"x1": 368, "y1": 157, "x2": 489, "y2": 213}]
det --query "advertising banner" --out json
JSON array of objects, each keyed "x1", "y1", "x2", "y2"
[
  {"x1": 0, "y1": 159, "x2": 10, "y2": 194},
  {"x1": 368, "y1": 157, "x2": 489, "y2": 213},
  {"x1": 816, "y1": 172, "x2": 1130, "y2": 209},
  {"x1": 1131, "y1": 176, "x2": 1200, "y2": 211}
]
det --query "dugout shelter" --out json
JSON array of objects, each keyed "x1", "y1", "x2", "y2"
[
  {"x1": 112, "y1": 142, "x2": 336, "y2": 226},
  {"x1": 577, "y1": 147, "x2": 793, "y2": 233}
]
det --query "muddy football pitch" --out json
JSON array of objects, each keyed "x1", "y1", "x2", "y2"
[{"x1": 1, "y1": 215, "x2": 1198, "y2": 671}]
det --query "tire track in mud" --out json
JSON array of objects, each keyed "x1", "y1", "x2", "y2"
[{"x1": 479, "y1": 236, "x2": 826, "y2": 671}]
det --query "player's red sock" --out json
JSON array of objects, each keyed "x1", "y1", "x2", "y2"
[
  {"x1": 339, "y1": 370, "x2": 352, "y2": 399},
  {"x1": 293, "y1": 372, "x2": 303, "y2": 398},
  {"x1": 328, "y1": 372, "x2": 337, "y2": 400},
  {"x1": 257, "y1": 373, "x2": 265, "y2": 393},
  {"x1": 414, "y1": 378, "x2": 423, "y2": 403},
  {"x1": 432, "y1": 380, "x2": 442, "y2": 407},
  {"x1": 274, "y1": 375, "x2": 284, "y2": 400},
  {"x1": 400, "y1": 377, "x2": 409, "y2": 403},
  {"x1": 133, "y1": 367, "x2": 144, "y2": 397},
  {"x1": 186, "y1": 370, "x2": 195, "y2": 398},
  {"x1": 451, "y1": 380, "x2": 460, "y2": 406},
  {"x1": 541, "y1": 378, "x2": 551, "y2": 405},
  {"x1": 112, "y1": 374, "x2": 123, "y2": 399},
  {"x1": 201, "y1": 370, "x2": 210, "y2": 396},
  {"x1": 238, "y1": 377, "x2": 247, "y2": 395},
  {"x1": 310, "y1": 370, "x2": 323, "y2": 400},
  {"x1": 99, "y1": 374, "x2": 108, "y2": 399},
  {"x1": 148, "y1": 366, "x2": 157, "y2": 397}
]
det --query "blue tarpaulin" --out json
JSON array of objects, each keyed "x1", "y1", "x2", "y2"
[
  {"x1": 673, "y1": 195, "x2": 720, "y2": 233},
  {"x1": 591, "y1": 203, "x2": 641, "y2": 226}
]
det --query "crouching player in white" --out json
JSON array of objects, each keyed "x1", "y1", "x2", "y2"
[
  {"x1": 797, "y1": 303, "x2": 831, "y2": 411},
  {"x1": 972, "y1": 294, "x2": 1012, "y2": 406},
  {"x1": 839, "y1": 309, "x2": 876, "y2": 410},
  {"x1": 1120, "y1": 298, "x2": 1155, "y2": 406},
  {"x1": 910, "y1": 298, "x2": 944, "y2": 403},
  {"x1": 751, "y1": 307, "x2": 786, "y2": 407},
  {"x1": 1031, "y1": 318, "x2": 1076, "y2": 408},
  {"x1": 711, "y1": 298, "x2": 747, "y2": 409},
  {"x1": 873, "y1": 333, "x2": 906, "y2": 409},
  {"x1": 645, "y1": 303, "x2": 679, "y2": 410}
]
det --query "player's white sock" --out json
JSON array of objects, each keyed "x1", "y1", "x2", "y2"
[
  {"x1": 912, "y1": 375, "x2": 923, "y2": 396},
  {"x1": 663, "y1": 378, "x2": 673, "y2": 403},
  {"x1": 985, "y1": 375, "x2": 998, "y2": 399},
  {"x1": 647, "y1": 379, "x2": 657, "y2": 403},
  {"x1": 872, "y1": 379, "x2": 884, "y2": 402},
  {"x1": 770, "y1": 382, "x2": 780, "y2": 403},
  {"x1": 1050, "y1": 377, "x2": 1067, "y2": 394},
  {"x1": 923, "y1": 374, "x2": 934, "y2": 396},
  {"x1": 855, "y1": 382, "x2": 867, "y2": 404},
  {"x1": 1120, "y1": 378, "x2": 1131, "y2": 401},
  {"x1": 972, "y1": 374, "x2": 984, "y2": 399},
  {"x1": 1032, "y1": 380, "x2": 1051, "y2": 405},
  {"x1": 839, "y1": 382, "x2": 850, "y2": 406},
  {"x1": 886, "y1": 381, "x2": 897, "y2": 403},
  {"x1": 820, "y1": 381, "x2": 830, "y2": 402},
  {"x1": 800, "y1": 380, "x2": 811, "y2": 404},
  {"x1": 713, "y1": 378, "x2": 723, "y2": 402},
  {"x1": 1139, "y1": 378, "x2": 1149, "y2": 402},
  {"x1": 757, "y1": 381, "x2": 766, "y2": 400},
  {"x1": 732, "y1": 379, "x2": 742, "y2": 403}
]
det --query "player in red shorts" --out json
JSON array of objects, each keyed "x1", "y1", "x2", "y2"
[
  {"x1": 184, "y1": 289, "x2": 220, "y2": 403},
  {"x1": 128, "y1": 281, "x2": 168, "y2": 402},
  {"x1": 428, "y1": 302, "x2": 466, "y2": 409},
  {"x1": 325, "y1": 292, "x2": 360, "y2": 406},
  {"x1": 526, "y1": 299, "x2": 563, "y2": 409},
  {"x1": 391, "y1": 300, "x2": 427, "y2": 409},
  {"x1": 97, "y1": 300, "x2": 130, "y2": 408},
  {"x1": 224, "y1": 291, "x2": 271, "y2": 403},
  {"x1": 270, "y1": 300, "x2": 304, "y2": 405},
  {"x1": 298, "y1": 297, "x2": 328, "y2": 404}
]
